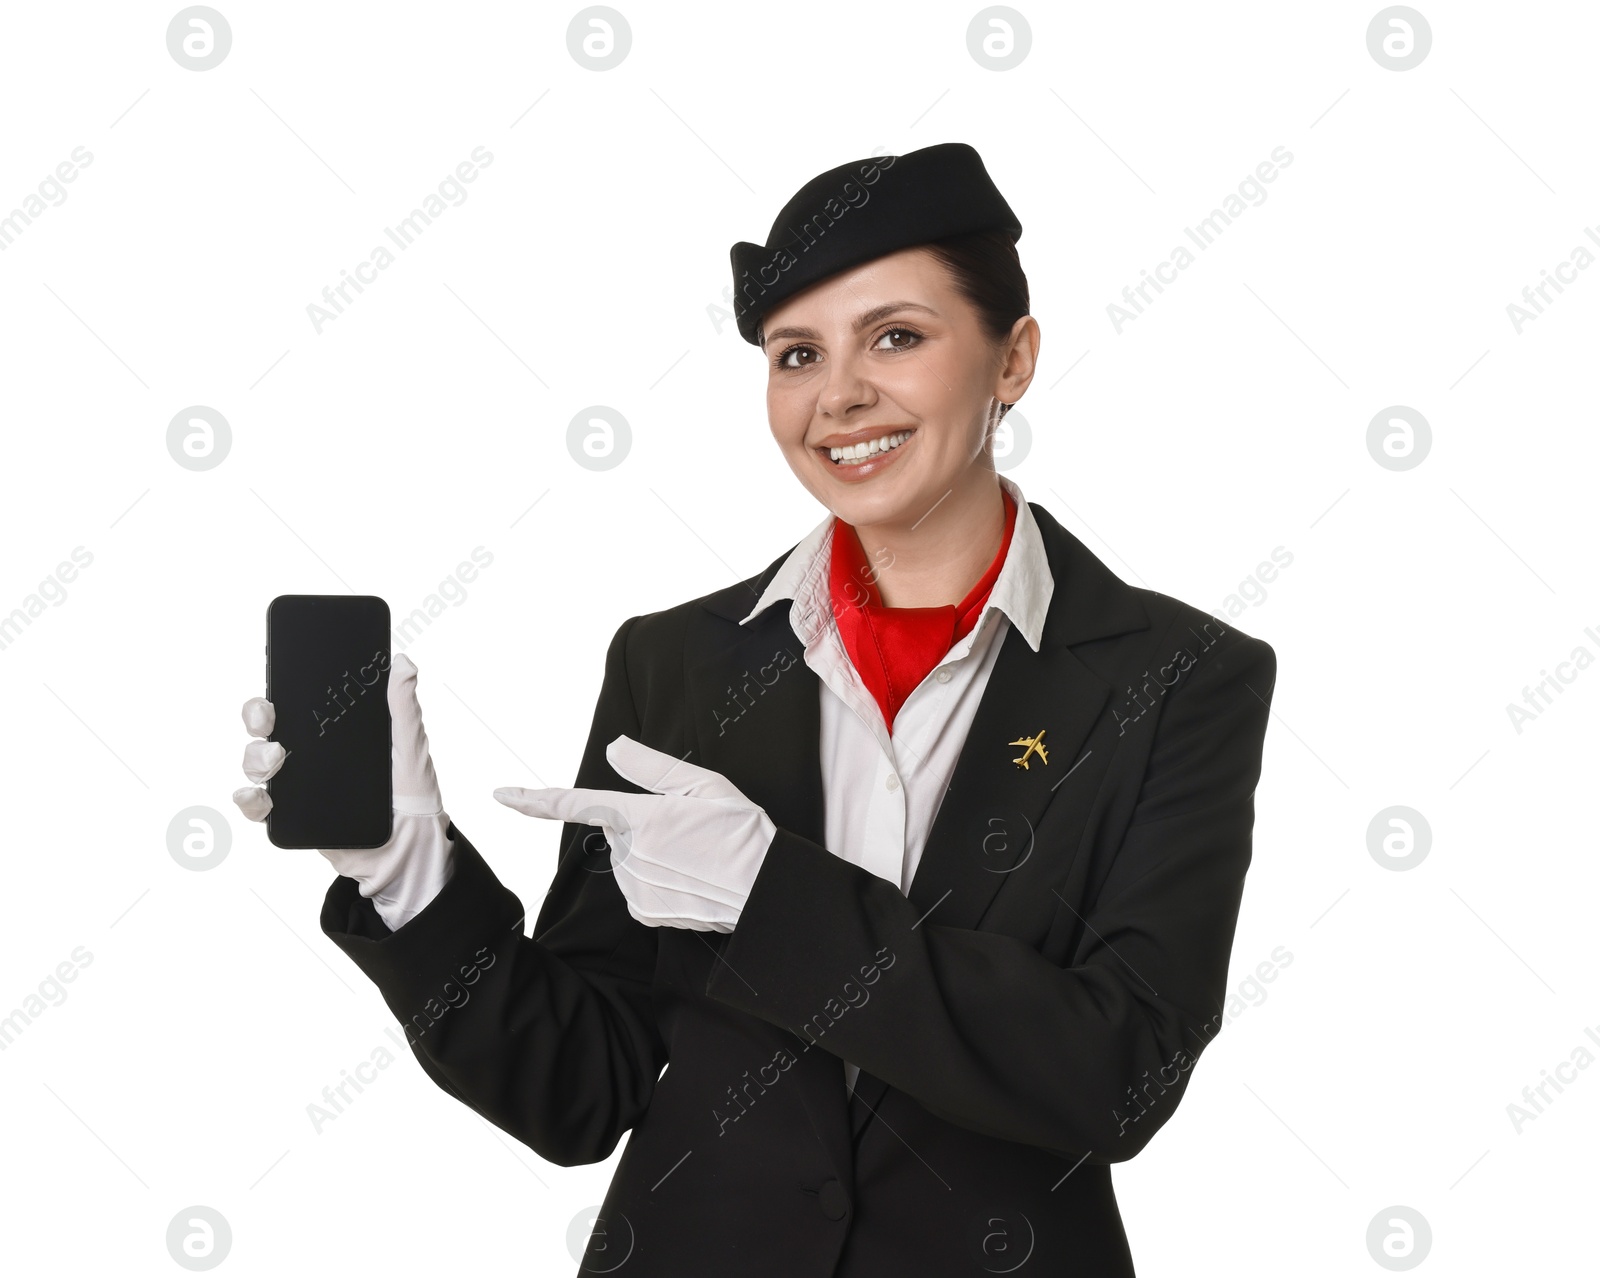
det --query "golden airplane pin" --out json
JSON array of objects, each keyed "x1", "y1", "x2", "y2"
[{"x1": 1009, "y1": 729, "x2": 1049, "y2": 770}]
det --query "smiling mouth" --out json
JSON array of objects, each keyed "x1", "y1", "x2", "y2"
[{"x1": 820, "y1": 429, "x2": 915, "y2": 467}]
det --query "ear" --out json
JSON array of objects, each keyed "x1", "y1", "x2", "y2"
[{"x1": 995, "y1": 314, "x2": 1040, "y2": 407}]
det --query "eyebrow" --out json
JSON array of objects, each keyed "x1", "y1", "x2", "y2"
[{"x1": 762, "y1": 301, "x2": 940, "y2": 346}]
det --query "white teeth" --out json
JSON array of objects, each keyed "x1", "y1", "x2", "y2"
[{"x1": 828, "y1": 431, "x2": 911, "y2": 465}]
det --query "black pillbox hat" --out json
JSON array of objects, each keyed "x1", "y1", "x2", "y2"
[{"x1": 729, "y1": 141, "x2": 1022, "y2": 346}]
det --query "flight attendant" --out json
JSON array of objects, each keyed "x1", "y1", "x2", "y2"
[{"x1": 235, "y1": 141, "x2": 1277, "y2": 1276}]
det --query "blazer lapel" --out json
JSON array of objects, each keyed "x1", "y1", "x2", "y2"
[
  {"x1": 688, "y1": 503, "x2": 1153, "y2": 1156},
  {"x1": 686, "y1": 572, "x2": 859, "y2": 1191},
  {"x1": 847, "y1": 502, "x2": 1151, "y2": 1137},
  {"x1": 685, "y1": 583, "x2": 824, "y2": 843}
]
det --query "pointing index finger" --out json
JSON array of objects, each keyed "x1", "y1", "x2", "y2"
[{"x1": 492, "y1": 786, "x2": 645, "y2": 831}]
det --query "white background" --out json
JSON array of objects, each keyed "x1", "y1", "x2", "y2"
[{"x1": 1, "y1": 1, "x2": 1594, "y2": 1273}]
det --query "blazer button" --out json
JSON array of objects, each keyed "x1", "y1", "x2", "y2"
[{"x1": 817, "y1": 1178, "x2": 849, "y2": 1220}]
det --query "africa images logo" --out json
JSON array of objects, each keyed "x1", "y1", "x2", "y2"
[{"x1": 732, "y1": 154, "x2": 898, "y2": 329}]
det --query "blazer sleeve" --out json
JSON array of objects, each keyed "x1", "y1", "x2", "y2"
[
  {"x1": 319, "y1": 615, "x2": 666, "y2": 1167},
  {"x1": 704, "y1": 628, "x2": 1277, "y2": 1165}
]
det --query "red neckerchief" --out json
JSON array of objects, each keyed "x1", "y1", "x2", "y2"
[{"x1": 828, "y1": 488, "x2": 1017, "y2": 735}]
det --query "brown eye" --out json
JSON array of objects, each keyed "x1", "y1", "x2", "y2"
[
  {"x1": 775, "y1": 345, "x2": 818, "y2": 371},
  {"x1": 874, "y1": 327, "x2": 921, "y2": 352}
]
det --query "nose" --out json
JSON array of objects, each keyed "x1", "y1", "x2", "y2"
[{"x1": 817, "y1": 344, "x2": 875, "y2": 419}]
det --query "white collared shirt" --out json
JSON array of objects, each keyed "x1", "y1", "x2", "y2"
[{"x1": 738, "y1": 474, "x2": 1055, "y2": 1094}]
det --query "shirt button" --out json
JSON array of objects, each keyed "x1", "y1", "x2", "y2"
[
  {"x1": 935, "y1": 667, "x2": 952, "y2": 683},
  {"x1": 885, "y1": 773, "x2": 900, "y2": 791},
  {"x1": 816, "y1": 1178, "x2": 849, "y2": 1220}
]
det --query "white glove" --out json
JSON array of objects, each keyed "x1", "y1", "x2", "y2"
[
  {"x1": 493, "y1": 734, "x2": 776, "y2": 933},
  {"x1": 233, "y1": 652, "x2": 456, "y2": 931}
]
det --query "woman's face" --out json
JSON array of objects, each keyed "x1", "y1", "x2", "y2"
[{"x1": 760, "y1": 246, "x2": 1035, "y2": 531}]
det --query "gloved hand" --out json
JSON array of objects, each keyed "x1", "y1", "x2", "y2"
[
  {"x1": 232, "y1": 652, "x2": 456, "y2": 931},
  {"x1": 493, "y1": 734, "x2": 777, "y2": 933}
]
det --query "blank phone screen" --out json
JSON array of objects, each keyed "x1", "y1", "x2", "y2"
[{"x1": 265, "y1": 595, "x2": 393, "y2": 849}]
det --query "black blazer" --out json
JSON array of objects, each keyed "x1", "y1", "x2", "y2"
[{"x1": 321, "y1": 499, "x2": 1277, "y2": 1277}]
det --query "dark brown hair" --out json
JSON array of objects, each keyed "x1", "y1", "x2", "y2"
[{"x1": 921, "y1": 229, "x2": 1031, "y2": 420}]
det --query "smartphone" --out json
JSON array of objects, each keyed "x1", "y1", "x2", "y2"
[{"x1": 265, "y1": 595, "x2": 393, "y2": 850}]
